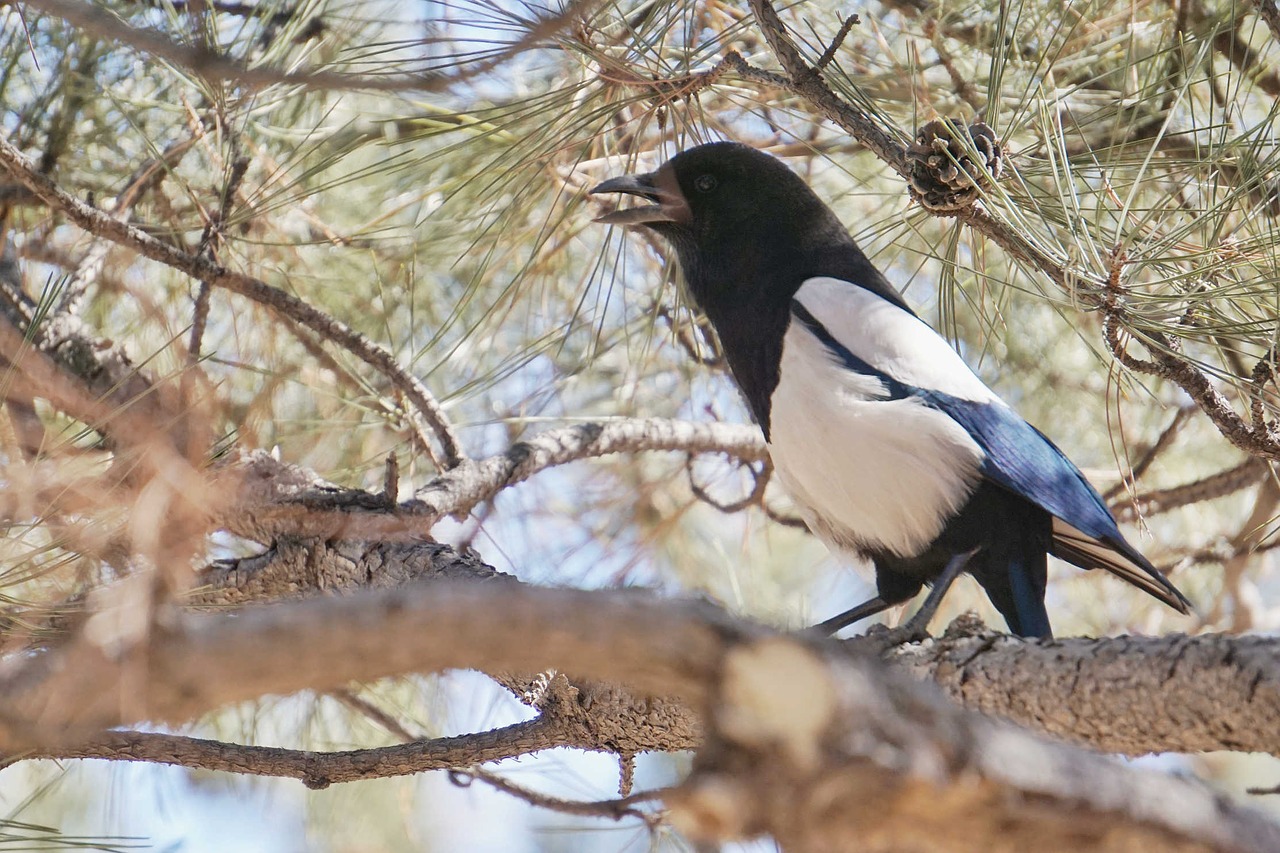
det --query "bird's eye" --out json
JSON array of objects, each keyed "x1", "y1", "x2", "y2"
[{"x1": 694, "y1": 174, "x2": 718, "y2": 193}]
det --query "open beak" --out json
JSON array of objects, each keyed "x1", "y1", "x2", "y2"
[{"x1": 590, "y1": 171, "x2": 686, "y2": 226}]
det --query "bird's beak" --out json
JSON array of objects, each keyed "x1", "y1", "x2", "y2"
[{"x1": 590, "y1": 170, "x2": 689, "y2": 226}]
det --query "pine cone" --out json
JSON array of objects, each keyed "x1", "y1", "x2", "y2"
[{"x1": 906, "y1": 119, "x2": 1003, "y2": 212}]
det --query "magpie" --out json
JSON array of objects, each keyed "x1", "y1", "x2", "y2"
[{"x1": 591, "y1": 141, "x2": 1191, "y2": 638}]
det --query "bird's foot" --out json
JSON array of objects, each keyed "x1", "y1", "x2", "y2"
[
  {"x1": 866, "y1": 617, "x2": 932, "y2": 648},
  {"x1": 865, "y1": 547, "x2": 981, "y2": 648}
]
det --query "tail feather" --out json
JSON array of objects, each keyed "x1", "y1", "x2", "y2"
[
  {"x1": 1051, "y1": 520, "x2": 1190, "y2": 613},
  {"x1": 973, "y1": 544, "x2": 1052, "y2": 639},
  {"x1": 1005, "y1": 552, "x2": 1052, "y2": 638}
]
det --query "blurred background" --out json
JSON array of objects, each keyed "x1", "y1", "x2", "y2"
[{"x1": 1, "y1": 0, "x2": 1279, "y2": 848}]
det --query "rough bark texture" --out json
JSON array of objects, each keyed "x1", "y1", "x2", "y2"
[
  {"x1": 887, "y1": 618, "x2": 1280, "y2": 755},
  {"x1": 192, "y1": 538, "x2": 1280, "y2": 758},
  {"x1": 2, "y1": 582, "x2": 1274, "y2": 851},
  {"x1": 679, "y1": 638, "x2": 1272, "y2": 853},
  {"x1": 23, "y1": 720, "x2": 568, "y2": 788},
  {"x1": 194, "y1": 538, "x2": 514, "y2": 604}
]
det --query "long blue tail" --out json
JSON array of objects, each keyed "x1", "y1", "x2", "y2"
[
  {"x1": 975, "y1": 547, "x2": 1052, "y2": 639},
  {"x1": 1005, "y1": 552, "x2": 1052, "y2": 638}
]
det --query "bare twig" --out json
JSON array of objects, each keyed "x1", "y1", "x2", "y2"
[
  {"x1": 1103, "y1": 405, "x2": 1197, "y2": 501},
  {"x1": 924, "y1": 18, "x2": 984, "y2": 114},
  {"x1": 399, "y1": 417, "x2": 762, "y2": 525},
  {"x1": 762, "y1": 502, "x2": 809, "y2": 529},
  {"x1": 655, "y1": 302, "x2": 723, "y2": 367},
  {"x1": 686, "y1": 456, "x2": 771, "y2": 515},
  {"x1": 814, "y1": 14, "x2": 860, "y2": 72},
  {"x1": 453, "y1": 767, "x2": 666, "y2": 824},
  {"x1": 12, "y1": 719, "x2": 576, "y2": 789},
  {"x1": 212, "y1": 419, "x2": 765, "y2": 543},
  {"x1": 189, "y1": 151, "x2": 249, "y2": 364},
  {"x1": 1200, "y1": 474, "x2": 1280, "y2": 632},
  {"x1": 1113, "y1": 458, "x2": 1269, "y2": 522},
  {"x1": 327, "y1": 688, "x2": 419, "y2": 743}
]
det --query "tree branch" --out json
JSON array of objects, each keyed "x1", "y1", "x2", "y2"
[
  {"x1": 214, "y1": 418, "x2": 766, "y2": 543},
  {"x1": 886, "y1": 615, "x2": 1280, "y2": 756},
  {"x1": 1113, "y1": 458, "x2": 1270, "y2": 522},
  {"x1": 1102, "y1": 405, "x2": 1197, "y2": 501},
  {"x1": 0, "y1": 134, "x2": 464, "y2": 468},
  {"x1": 0, "y1": 581, "x2": 1272, "y2": 849},
  {"x1": 191, "y1": 535, "x2": 1280, "y2": 761},
  {"x1": 12, "y1": 719, "x2": 580, "y2": 789}
]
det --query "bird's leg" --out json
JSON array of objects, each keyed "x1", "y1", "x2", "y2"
[
  {"x1": 881, "y1": 547, "x2": 981, "y2": 645},
  {"x1": 807, "y1": 547, "x2": 981, "y2": 641},
  {"x1": 811, "y1": 596, "x2": 892, "y2": 636}
]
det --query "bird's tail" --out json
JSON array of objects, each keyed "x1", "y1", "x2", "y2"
[
  {"x1": 1051, "y1": 519, "x2": 1191, "y2": 614},
  {"x1": 975, "y1": 544, "x2": 1052, "y2": 639},
  {"x1": 1004, "y1": 550, "x2": 1052, "y2": 638}
]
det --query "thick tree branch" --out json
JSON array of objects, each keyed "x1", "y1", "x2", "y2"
[
  {"x1": 886, "y1": 615, "x2": 1280, "y2": 756},
  {"x1": 193, "y1": 538, "x2": 516, "y2": 604},
  {"x1": 192, "y1": 540, "x2": 1280, "y2": 758},
  {"x1": 23, "y1": 606, "x2": 1280, "y2": 782},
  {"x1": 5, "y1": 421, "x2": 1260, "y2": 766},
  {"x1": 0, "y1": 581, "x2": 1274, "y2": 850},
  {"x1": 0, "y1": 583, "x2": 731, "y2": 750}
]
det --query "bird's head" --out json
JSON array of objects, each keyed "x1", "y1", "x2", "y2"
[
  {"x1": 595, "y1": 142, "x2": 839, "y2": 241},
  {"x1": 591, "y1": 140, "x2": 908, "y2": 324}
]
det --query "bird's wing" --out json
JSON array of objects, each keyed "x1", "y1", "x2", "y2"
[
  {"x1": 928, "y1": 395, "x2": 1189, "y2": 612},
  {"x1": 791, "y1": 278, "x2": 1190, "y2": 613},
  {"x1": 794, "y1": 277, "x2": 998, "y2": 403}
]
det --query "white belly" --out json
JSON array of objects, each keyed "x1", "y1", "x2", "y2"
[{"x1": 767, "y1": 319, "x2": 985, "y2": 558}]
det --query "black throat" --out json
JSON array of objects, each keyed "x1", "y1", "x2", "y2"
[{"x1": 657, "y1": 211, "x2": 907, "y2": 439}]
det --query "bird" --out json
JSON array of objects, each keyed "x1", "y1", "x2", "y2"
[{"x1": 590, "y1": 140, "x2": 1191, "y2": 639}]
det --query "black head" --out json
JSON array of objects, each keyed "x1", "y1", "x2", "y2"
[
  {"x1": 592, "y1": 142, "x2": 832, "y2": 253},
  {"x1": 591, "y1": 142, "x2": 904, "y2": 313}
]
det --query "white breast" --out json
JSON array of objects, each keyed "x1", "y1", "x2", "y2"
[{"x1": 767, "y1": 279, "x2": 988, "y2": 558}]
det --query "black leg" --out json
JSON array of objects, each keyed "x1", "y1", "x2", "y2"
[
  {"x1": 812, "y1": 596, "x2": 892, "y2": 636},
  {"x1": 891, "y1": 547, "x2": 980, "y2": 642}
]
